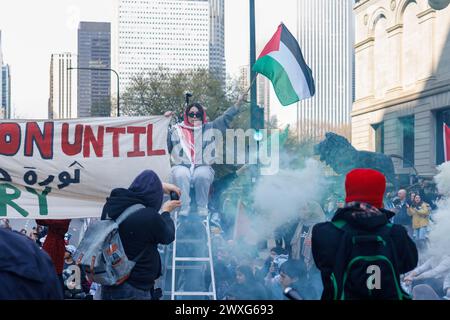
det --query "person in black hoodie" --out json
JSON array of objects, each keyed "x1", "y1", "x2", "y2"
[
  {"x1": 0, "y1": 228, "x2": 63, "y2": 300},
  {"x1": 312, "y1": 168, "x2": 418, "y2": 300},
  {"x1": 101, "y1": 170, "x2": 181, "y2": 300}
]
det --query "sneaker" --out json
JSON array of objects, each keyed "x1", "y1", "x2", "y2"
[{"x1": 198, "y1": 207, "x2": 209, "y2": 217}]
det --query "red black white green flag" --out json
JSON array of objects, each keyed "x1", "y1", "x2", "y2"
[
  {"x1": 253, "y1": 23, "x2": 315, "y2": 106},
  {"x1": 444, "y1": 123, "x2": 450, "y2": 161}
]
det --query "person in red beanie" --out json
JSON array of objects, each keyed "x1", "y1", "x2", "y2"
[
  {"x1": 311, "y1": 168, "x2": 418, "y2": 300},
  {"x1": 36, "y1": 219, "x2": 71, "y2": 289}
]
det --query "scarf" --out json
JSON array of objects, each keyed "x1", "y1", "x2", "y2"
[{"x1": 174, "y1": 107, "x2": 208, "y2": 173}]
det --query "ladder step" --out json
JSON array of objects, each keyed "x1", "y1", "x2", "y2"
[
  {"x1": 176, "y1": 239, "x2": 205, "y2": 244},
  {"x1": 177, "y1": 239, "x2": 207, "y2": 246},
  {"x1": 167, "y1": 265, "x2": 204, "y2": 270},
  {"x1": 175, "y1": 257, "x2": 210, "y2": 262},
  {"x1": 173, "y1": 292, "x2": 215, "y2": 296}
]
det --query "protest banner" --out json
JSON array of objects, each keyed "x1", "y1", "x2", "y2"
[{"x1": 0, "y1": 116, "x2": 171, "y2": 219}]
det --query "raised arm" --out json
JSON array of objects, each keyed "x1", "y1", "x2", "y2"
[{"x1": 212, "y1": 94, "x2": 247, "y2": 132}]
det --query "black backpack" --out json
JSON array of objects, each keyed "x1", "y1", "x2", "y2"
[{"x1": 329, "y1": 220, "x2": 411, "y2": 300}]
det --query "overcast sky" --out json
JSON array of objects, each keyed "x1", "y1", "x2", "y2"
[{"x1": 0, "y1": 0, "x2": 297, "y2": 122}]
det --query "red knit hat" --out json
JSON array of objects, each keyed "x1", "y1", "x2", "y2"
[{"x1": 345, "y1": 168, "x2": 386, "y2": 208}]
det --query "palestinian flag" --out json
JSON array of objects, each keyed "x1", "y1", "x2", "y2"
[{"x1": 253, "y1": 23, "x2": 315, "y2": 106}]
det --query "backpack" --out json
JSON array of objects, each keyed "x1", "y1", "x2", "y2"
[
  {"x1": 329, "y1": 220, "x2": 411, "y2": 300},
  {"x1": 73, "y1": 204, "x2": 146, "y2": 286}
]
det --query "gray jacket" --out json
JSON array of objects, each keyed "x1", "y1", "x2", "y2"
[{"x1": 167, "y1": 106, "x2": 239, "y2": 167}]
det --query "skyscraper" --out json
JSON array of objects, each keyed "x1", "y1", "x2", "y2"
[
  {"x1": 295, "y1": 0, "x2": 354, "y2": 140},
  {"x1": 48, "y1": 53, "x2": 77, "y2": 119},
  {"x1": 0, "y1": 30, "x2": 3, "y2": 118},
  {"x1": 238, "y1": 65, "x2": 271, "y2": 123},
  {"x1": 209, "y1": 0, "x2": 225, "y2": 84},
  {"x1": 118, "y1": 0, "x2": 225, "y2": 89},
  {"x1": 2, "y1": 65, "x2": 11, "y2": 119},
  {"x1": 78, "y1": 22, "x2": 111, "y2": 117}
]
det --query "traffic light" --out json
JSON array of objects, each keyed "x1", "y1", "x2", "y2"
[
  {"x1": 251, "y1": 104, "x2": 265, "y2": 141},
  {"x1": 251, "y1": 104, "x2": 264, "y2": 130}
]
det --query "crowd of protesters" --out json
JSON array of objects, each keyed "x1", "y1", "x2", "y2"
[
  {"x1": 205, "y1": 172, "x2": 449, "y2": 301},
  {"x1": 1, "y1": 168, "x2": 449, "y2": 300}
]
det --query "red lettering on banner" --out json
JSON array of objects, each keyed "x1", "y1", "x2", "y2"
[
  {"x1": 0, "y1": 123, "x2": 21, "y2": 156},
  {"x1": 146, "y1": 124, "x2": 165, "y2": 156},
  {"x1": 106, "y1": 127, "x2": 126, "y2": 157},
  {"x1": 0, "y1": 123, "x2": 22, "y2": 156},
  {"x1": 24, "y1": 122, "x2": 54, "y2": 159},
  {"x1": 61, "y1": 123, "x2": 83, "y2": 156},
  {"x1": 127, "y1": 126, "x2": 146, "y2": 157},
  {"x1": 83, "y1": 125, "x2": 104, "y2": 157}
]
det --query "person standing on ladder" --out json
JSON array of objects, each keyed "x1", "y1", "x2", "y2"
[{"x1": 164, "y1": 94, "x2": 247, "y2": 219}]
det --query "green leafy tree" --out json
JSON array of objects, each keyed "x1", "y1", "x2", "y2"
[{"x1": 121, "y1": 68, "x2": 247, "y2": 124}]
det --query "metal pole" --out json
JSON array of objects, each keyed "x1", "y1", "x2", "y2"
[
  {"x1": 250, "y1": 0, "x2": 257, "y2": 127},
  {"x1": 109, "y1": 68, "x2": 120, "y2": 117},
  {"x1": 249, "y1": 0, "x2": 259, "y2": 181}
]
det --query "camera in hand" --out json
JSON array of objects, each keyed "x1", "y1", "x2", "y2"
[
  {"x1": 391, "y1": 196, "x2": 401, "y2": 206},
  {"x1": 284, "y1": 287, "x2": 303, "y2": 300},
  {"x1": 170, "y1": 191, "x2": 179, "y2": 201}
]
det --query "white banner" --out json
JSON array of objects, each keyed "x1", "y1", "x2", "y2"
[{"x1": 0, "y1": 116, "x2": 171, "y2": 219}]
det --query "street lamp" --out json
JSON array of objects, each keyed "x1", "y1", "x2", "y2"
[{"x1": 67, "y1": 67, "x2": 121, "y2": 117}]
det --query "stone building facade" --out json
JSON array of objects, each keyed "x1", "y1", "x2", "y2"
[{"x1": 353, "y1": 0, "x2": 450, "y2": 177}]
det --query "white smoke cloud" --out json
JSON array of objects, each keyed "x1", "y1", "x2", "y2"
[
  {"x1": 248, "y1": 158, "x2": 329, "y2": 243},
  {"x1": 428, "y1": 162, "x2": 450, "y2": 258}
]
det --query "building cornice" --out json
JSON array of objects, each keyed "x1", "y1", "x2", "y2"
[
  {"x1": 386, "y1": 24, "x2": 403, "y2": 34},
  {"x1": 417, "y1": 8, "x2": 436, "y2": 20},
  {"x1": 352, "y1": 79, "x2": 450, "y2": 117},
  {"x1": 354, "y1": 0, "x2": 372, "y2": 12},
  {"x1": 355, "y1": 37, "x2": 375, "y2": 50}
]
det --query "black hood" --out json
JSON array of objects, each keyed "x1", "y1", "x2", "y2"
[
  {"x1": 101, "y1": 188, "x2": 145, "y2": 220},
  {"x1": 101, "y1": 170, "x2": 164, "y2": 220},
  {"x1": 331, "y1": 203, "x2": 395, "y2": 231}
]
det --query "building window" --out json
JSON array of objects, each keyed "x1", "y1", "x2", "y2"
[
  {"x1": 435, "y1": 108, "x2": 450, "y2": 164},
  {"x1": 372, "y1": 122, "x2": 384, "y2": 153},
  {"x1": 400, "y1": 116, "x2": 415, "y2": 168}
]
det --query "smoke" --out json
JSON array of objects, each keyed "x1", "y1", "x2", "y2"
[
  {"x1": 427, "y1": 162, "x2": 450, "y2": 258},
  {"x1": 249, "y1": 158, "x2": 329, "y2": 244}
]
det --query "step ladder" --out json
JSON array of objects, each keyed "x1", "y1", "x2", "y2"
[{"x1": 168, "y1": 212, "x2": 217, "y2": 300}]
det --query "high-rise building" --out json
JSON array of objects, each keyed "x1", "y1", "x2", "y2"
[
  {"x1": 0, "y1": 30, "x2": 3, "y2": 118},
  {"x1": 209, "y1": 0, "x2": 225, "y2": 84},
  {"x1": 2, "y1": 65, "x2": 11, "y2": 119},
  {"x1": 78, "y1": 22, "x2": 111, "y2": 117},
  {"x1": 118, "y1": 0, "x2": 225, "y2": 89},
  {"x1": 0, "y1": 30, "x2": 11, "y2": 120},
  {"x1": 238, "y1": 65, "x2": 271, "y2": 123},
  {"x1": 295, "y1": 0, "x2": 354, "y2": 141},
  {"x1": 48, "y1": 53, "x2": 77, "y2": 119}
]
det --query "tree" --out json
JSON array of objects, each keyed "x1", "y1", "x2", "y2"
[
  {"x1": 122, "y1": 68, "x2": 250, "y2": 181},
  {"x1": 121, "y1": 68, "x2": 245, "y2": 123}
]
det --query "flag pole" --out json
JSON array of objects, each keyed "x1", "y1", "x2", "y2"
[{"x1": 245, "y1": 75, "x2": 258, "y2": 94}]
